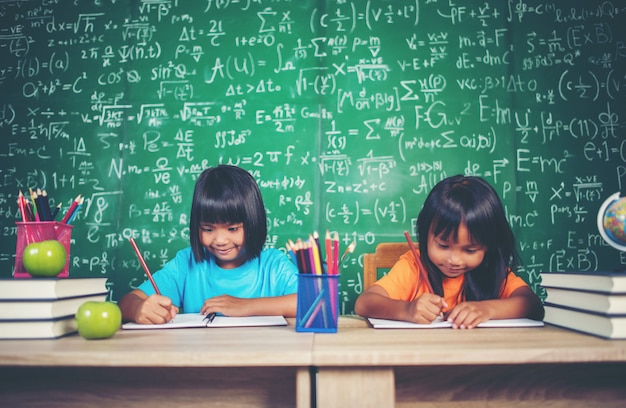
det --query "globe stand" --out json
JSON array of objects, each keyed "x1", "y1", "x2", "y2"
[{"x1": 597, "y1": 192, "x2": 626, "y2": 252}]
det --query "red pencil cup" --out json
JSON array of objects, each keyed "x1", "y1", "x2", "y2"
[{"x1": 14, "y1": 222, "x2": 73, "y2": 278}]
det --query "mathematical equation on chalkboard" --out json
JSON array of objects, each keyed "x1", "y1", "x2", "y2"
[{"x1": 1, "y1": 0, "x2": 625, "y2": 312}]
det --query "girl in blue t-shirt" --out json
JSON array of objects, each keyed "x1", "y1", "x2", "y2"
[{"x1": 119, "y1": 165, "x2": 299, "y2": 324}]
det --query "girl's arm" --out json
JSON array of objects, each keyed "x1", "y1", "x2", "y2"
[
  {"x1": 201, "y1": 293, "x2": 298, "y2": 317},
  {"x1": 446, "y1": 286, "x2": 545, "y2": 329},
  {"x1": 354, "y1": 284, "x2": 445, "y2": 324}
]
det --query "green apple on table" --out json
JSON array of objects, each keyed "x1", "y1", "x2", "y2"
[
  {"x1": 22, "y1": 239, "x2": 66, "y2": 277},
  {"x1": 75, "y1": 301, "x2": 122, "y2": 340}
]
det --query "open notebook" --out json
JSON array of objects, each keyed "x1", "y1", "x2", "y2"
[
  {"x1": 122, "y1": 313, "x2": 287, "y2": 330},
  {"x1": 368, "y1": 317, "x2": 544, "y2": 329}
]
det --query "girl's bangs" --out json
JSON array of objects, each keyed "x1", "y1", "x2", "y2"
[
  {"x1": 430, "y1": 208, "x2": 462, "y2": 241},
  {"x1": 199, "y1": 195, "x2": 245, "y2": 225},
  {"x1": 431, "y1": 205, "x2": 485, "y2": 246}
]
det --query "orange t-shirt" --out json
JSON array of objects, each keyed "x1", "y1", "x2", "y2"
[{"x1": 374, "y1": 250, "x2": 529, "y2": 309}]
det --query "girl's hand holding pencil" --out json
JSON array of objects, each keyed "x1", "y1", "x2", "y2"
[{"x1": 127, "y1": 238, "x2": 179, "y2": 324}]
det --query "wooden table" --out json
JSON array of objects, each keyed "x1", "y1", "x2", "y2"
[
  {"x1": 313, "y1": 321, "x2": 626, "y2": 407},
  {"x1": 0, "y1": 324, "x2": 314, "y2": 408},
  {"x1": 3, "y1": 317, "x2": 626, "y2": 407}
]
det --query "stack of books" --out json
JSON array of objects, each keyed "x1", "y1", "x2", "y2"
[
  {"x1": 540, "y1": 271, "x2": 626, "y2": 339},
  {"x1": 0, "y1": 277, "x2": 108, "y2": 339}
]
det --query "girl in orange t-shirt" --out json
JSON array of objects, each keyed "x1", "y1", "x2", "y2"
[{"x1": 355, "y1": 175, "x2": 544, "y2": 329}]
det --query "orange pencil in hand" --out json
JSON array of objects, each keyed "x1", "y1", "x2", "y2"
[{"x1": 404, "y1": 231, "x2": 434, "y2": 293}]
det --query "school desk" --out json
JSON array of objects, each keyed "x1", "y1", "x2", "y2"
[
  {"x1": 2, "y1": 319, "x2": 626, "y2": 408},
  {"x1": 0, "y1": 325, "x2": 314, "y2": 408},
  {"x1": 313, "y1": 321, "x2": 626, "y2": 408}
]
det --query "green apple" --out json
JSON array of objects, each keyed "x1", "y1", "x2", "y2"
[
  {"x1": 22, "y1": 240, "x2": 66, "y2": 277},
  {"x1": 75, "y1": 301, "x2": 122, "y2": 340}
]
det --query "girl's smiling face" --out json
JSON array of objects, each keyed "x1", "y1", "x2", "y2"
[
  {"x1": 427, "y1": 222, "x2": 487, "y2": 279},
  {"x1": 200, "y1": 222, "x2": 247, "y2": 269}
]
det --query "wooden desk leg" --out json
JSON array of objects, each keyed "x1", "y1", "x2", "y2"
[
  {"x1": 296, "y1": 367, "x2": 312, "y2": 408},
  {"x1": 316, "y1": 367, "x2": 394, "y2": 408}
]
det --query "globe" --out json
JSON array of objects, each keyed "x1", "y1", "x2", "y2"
[{"x1": 598, "y1": 192, "x2": 626, "y2": 251}]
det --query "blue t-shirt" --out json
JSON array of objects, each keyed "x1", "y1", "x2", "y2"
[{"x1": 138, "y1": 247, "x2": 299, "y2": 313}]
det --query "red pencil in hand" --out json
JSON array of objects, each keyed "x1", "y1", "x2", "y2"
[{"x1": 129, "y1": 238, "x2": 161, "y2": 295}]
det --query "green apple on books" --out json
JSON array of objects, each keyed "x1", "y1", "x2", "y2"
[
  {"x1": 22, "y1": 239, "x2": 67, "y2": 277},
  {"x1": 540, "y1": 270, "x2": 626, "y2": 340}
]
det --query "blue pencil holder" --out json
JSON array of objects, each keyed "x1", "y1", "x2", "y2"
[{"x1": 296, "y1": 274, "x2": 340, "y2": 333}]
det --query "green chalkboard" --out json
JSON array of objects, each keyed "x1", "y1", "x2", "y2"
[{"x1": 1, "y1": 0, "x2": 625, "y2": 314}]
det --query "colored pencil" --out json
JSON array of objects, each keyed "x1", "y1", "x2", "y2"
[
  {"x1": 34, "y1": 189, "x2": 44, "y2": 220},
  {"x1": 24, "y1": 199, "x2": 35, "y2": 222},
  {"x1": 17, "y1": 191, "x2": 27, "y2": 222},
  {"x1": 301, "y1": 289, "x2": 326, "y2": 328},
  {"x1": 61, "y1": 194, "x2": 82, "y2": 224},
  {"x1": 404, "y1": 231, "x2": 433, "y2": 293},
  {"x1": 313, "y1": 231, "x2": 322, "y2": 268},
  {"x1": 39, "y1": 189, "x2": 52, "y2": 221},
  {"x1": 51, "y1": 203, "x2": 62, "y2": 220},
  {"x1": 324, "y1": 230, "x2": 334, "y2": 274},
  {"x1": 331, "y1": 232, "x2": 339, "y2": 275},
  {"x1": 29, "y1": 189, "x2": 40, "y2": 221},
  {"x1": 286, "y1": 239, "x2": 298, "y2": 265},
  {"x1": 66, "y1": 197, "x2": 84, "y2": 224},
  {"x1": 301, "y1": 240, "x2": 310, "y2": 273},
  {"x1": 295, "y1": 239, "x2": 307, "y2": 273},
  {"x1": 129, "y1": 238, "x2": 161, "y2": 295},
  {"x1": 310, "y1": 234, "x2": 323, "y2": 275},
  {"x1": 340, "y1": 240, "x2": 356, "y2": 264}
]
